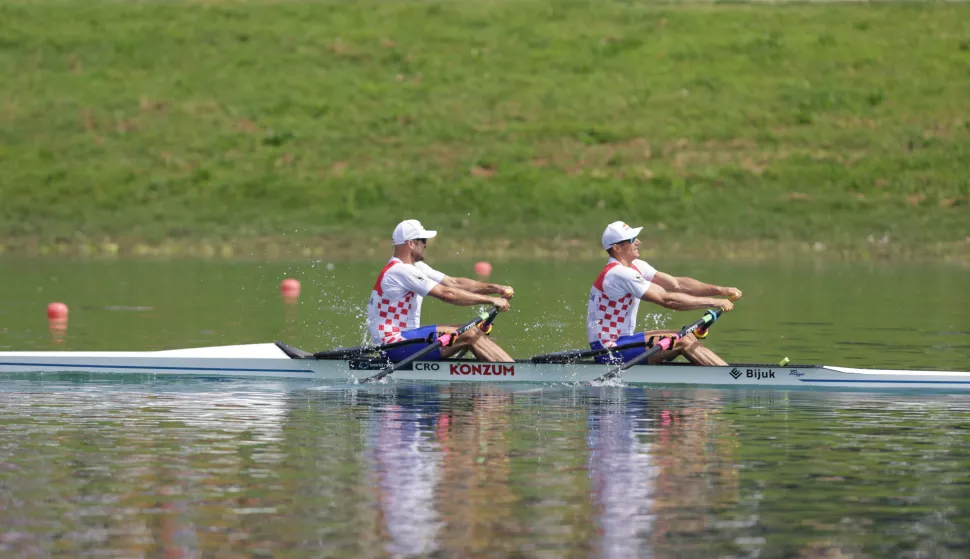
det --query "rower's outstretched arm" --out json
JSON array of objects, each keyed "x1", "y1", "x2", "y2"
[
  {"x1": 427, "y1": 284, "x2": 511, "y2": 311},
  {"x1": 441, "y1": 276, "x2": 514, "y2": 298},
  {"x1": 642, "y1": 283, "x2": 734, "y2": 312},
  {"x1": 652, "y1": 272, "x2": 742, "y2": 300}
]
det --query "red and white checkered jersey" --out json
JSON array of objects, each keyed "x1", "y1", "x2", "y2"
[
  {"x1": 367, "y1": 257, "x2": 445, "y2": 344},
  {"x1": 587, "y1": 258, "x2": 658, "y2": 346}
]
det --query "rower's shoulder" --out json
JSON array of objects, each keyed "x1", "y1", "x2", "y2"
[
  {"x1": 413, "y1": 260, "x2": 440, "y2": 274},
  {"x1": 380, "y1": 259, "x2": 419, "y2": 281},
  {"x1": 632, "y1": 258, "x2": 657, "y2": 272},
  {"x1": 605, "y1": 262, "x2": 640, "y2": 281}
]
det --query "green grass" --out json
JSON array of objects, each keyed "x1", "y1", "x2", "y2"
[{"x1": 0, "y1": 0, "x2": 968, "y2": 257}]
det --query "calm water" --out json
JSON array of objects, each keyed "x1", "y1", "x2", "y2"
[
  {"x1": 1, "y1": 257, "x2": 969, "y2": 557},
  {"x1": 0, "y1": 258, "x2": 967, "y2": 369}
]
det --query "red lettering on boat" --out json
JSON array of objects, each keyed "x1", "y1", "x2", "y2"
[{"x1": 449, "y1": 363, "x2": 515, "y2": 376}]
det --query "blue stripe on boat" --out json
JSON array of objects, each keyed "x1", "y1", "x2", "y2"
[
  {"x1": 0, "y1": 362, "x2": 312, "y2": 374},
  {"x1": 801, "y1": 379, "x2": 970, "y2": 385}
]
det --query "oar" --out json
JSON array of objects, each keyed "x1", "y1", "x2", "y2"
[
  {"x1": 311, "y1": 336, "x2": 432, "y2": 360},
  {"x1": 587, "y1": 308, "x2": 723, "y2": 385},
  {"x1": 360, "y1": 308, "x2": 500, "y2": 384},
  {"x1": 531, "y1": 340, "x2": 649, "y2": 364}
]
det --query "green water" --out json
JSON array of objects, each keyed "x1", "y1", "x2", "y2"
[
  {"x1": 1, "y1": 258, "x2": 969, "y2": 557},
  {"x1": 0, "y1": 258, "x2": 967, "y2": 369}
]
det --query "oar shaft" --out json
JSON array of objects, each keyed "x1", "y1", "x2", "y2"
[
  {"x1": 613, "y1": 333, "x2": 677, "y2": 371},
  {"x1": 530, "y1": 340, "x2": 649, "y2": 363},
  {"x1": 365, "y1": 340, "x2": 445, "y2": 383},
  {"x1": 628, "y1": 308, "x2": 720, "y2": 370},
  {"x1": 591, "y1": 308, "x2": 722, "y2": 383},
  {"x1": 361, "y1": 308, "x2": 499, "y2": 383}
]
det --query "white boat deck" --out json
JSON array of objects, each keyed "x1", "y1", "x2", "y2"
[{"x1": 1, "y1": 343, "x2": 969, "y2": 390}]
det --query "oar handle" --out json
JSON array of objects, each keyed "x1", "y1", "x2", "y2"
[
  {"x1": 480, "y1": 310, "x2": 498, "y2": 336},
  {"x1": 441, "y1": 306, "x2": 499, "y2": 346}
]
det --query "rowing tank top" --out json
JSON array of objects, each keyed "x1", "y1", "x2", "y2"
[{"x1": 367, "y1": 257, "x2": 445, "y2": 344}]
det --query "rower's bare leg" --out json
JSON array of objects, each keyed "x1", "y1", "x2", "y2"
[
  {"x1": 642, "y1": 329, "x2": 727, "y2": 366},
  {"x1": 438, "y1": 325, "x2": 513, "y2": 362}
]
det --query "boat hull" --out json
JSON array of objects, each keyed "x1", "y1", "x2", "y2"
[{"x1": 2, "y1": 343, "x2": 970, "y2": 390}]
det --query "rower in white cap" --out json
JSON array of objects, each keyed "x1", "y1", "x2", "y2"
[
  {"x1": 366, "y1": 219, "x2": 515, "y2": 363},
  {"x1": 586, "y1": 221, "x2": 741, "y2": 365}
]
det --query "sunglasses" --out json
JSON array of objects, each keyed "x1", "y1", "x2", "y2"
[
  {"x1": 614, "y1": 237, "x2": 638, "y2": 246},
  {"x1": 411, "y1": 238, "x2": 428, "y2": 245}
]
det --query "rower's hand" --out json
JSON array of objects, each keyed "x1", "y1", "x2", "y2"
[
  {"x1": 724, "y1": 287, "x2": 742, "y2": 301},
  {"x1": 717, "y1": 299, "x2": 735, "y2": 313},
  {"x1": 498, "y1": 285, "x2": 515, "y2": 299},
  {"x1": 490, "y1": 297, "x2": 511, "y2": 312}
]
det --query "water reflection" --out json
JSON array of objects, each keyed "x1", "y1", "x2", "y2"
[
  {"x1": 587, "y1": 389, "x2": 657, "y2": 558},
  {"x1": 435, "y1": 387, "x2": 523, "y2": 557},
  {"x1": 3, "y1": 380, "x2": 970, "y2": 557},
  {"x1": 367, "y1": 386, "x2": 442, "y2": 557},
  {"x1": 585, "y1": 389, "x2": 747, "y2": 558},
  {"x1": 48, "y1": 317, "x2": 68, "y2": 345},
  {"x1": 0, "y1": 379, "x2": 291, "y2": 558},
  {"x1": 358, "y1": 385, "x2": 752, "y2": 557}
]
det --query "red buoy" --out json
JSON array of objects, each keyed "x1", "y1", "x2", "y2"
[
  {"x1": 474, "y1": 261, "x2": 492, "y2": 279},
  {"x1": 280, "y1": 278, "x2": 301, "y2": 298},
  {"x1": 47, "y1": 302, "x2": 69, "y2": 320}
]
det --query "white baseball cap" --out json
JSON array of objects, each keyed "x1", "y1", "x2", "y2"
[
  {"x1": 392, "y1": 219, "x2": 438, "y2": 245},
  {"x1": 601, "y1": 221, "x2": 643, "y2": 249}
]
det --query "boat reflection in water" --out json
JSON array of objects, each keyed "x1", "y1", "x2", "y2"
[
  {"x1": 366, "y1": 385, "x2": 442, "y2": 557},
  {"x1": 586, "y1": 389, "x2": 657, "y2": 558},
  {"x1": 9, "y1": 381, "x2": 923, "y2": 557},
  {"x1": 358, "y1": 384, "x2": 747, "y2": 557}
]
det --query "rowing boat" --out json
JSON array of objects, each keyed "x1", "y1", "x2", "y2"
[{"x1": 1, "y1": 341, "x2": 969, "y2": 390}]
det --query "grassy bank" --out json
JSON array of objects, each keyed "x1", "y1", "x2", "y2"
[
  {"x1": 0, "y1": 0, "x2": 967, "y2": 258},
  {"x1": 3, "y1": 235, "x2": 969, "y2": 265}
]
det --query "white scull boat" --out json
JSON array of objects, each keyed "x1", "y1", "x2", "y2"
[{"x1": 1, "y1": 342, "x2": 969, "y2": 390}]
